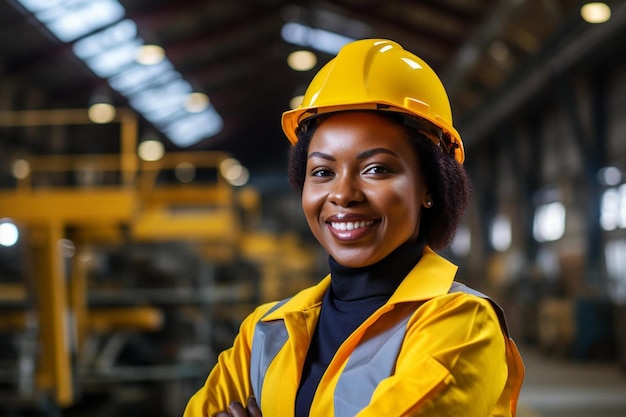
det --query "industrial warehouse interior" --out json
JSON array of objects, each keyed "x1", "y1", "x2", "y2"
[{"x1": 0, "y1": 0, "x2": 625, "y2": 416}]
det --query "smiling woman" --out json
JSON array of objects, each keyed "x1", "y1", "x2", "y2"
[
  {"x1": 301, "y1": 112, "x2": 427, "y2": 268},
  {"x1": 184, "y1": 38, "x2": 525, "y2": 417}
]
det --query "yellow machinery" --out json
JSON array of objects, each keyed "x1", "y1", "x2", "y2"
[{"x1": 0, "y1": 109, "x2": 317, "y2": 410}]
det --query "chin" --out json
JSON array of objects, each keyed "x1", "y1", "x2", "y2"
[{"x1": 330, "y1": 251, "x2": 382, "y2": 268}]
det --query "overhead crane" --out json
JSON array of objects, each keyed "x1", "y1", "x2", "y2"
[{"x1": 0, "y1": 108, "x2": 316, "y2": 411}]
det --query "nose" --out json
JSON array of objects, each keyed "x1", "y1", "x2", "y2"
[{"x1": 328, "y1": 173, "x2": 364, "y2": 207}]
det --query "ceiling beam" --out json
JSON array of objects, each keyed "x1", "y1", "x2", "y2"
[{"x1": 458, "y1": 1, "x2": 626, "y2": 148}]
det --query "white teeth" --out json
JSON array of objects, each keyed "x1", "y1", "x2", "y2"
[{"x1": 330, "y1": 220, "x2": 374, "y2": 231}]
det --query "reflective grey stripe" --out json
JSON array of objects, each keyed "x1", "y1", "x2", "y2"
[
  {"x1": 250, "y1": 298, "x2": 291, "y2": 409},
  {"x1": 334, "y1": 304, "x2": 415, "y2": 417},
  {"x1": 249, "y1": 281, "x2": 510, "y2": 416}
]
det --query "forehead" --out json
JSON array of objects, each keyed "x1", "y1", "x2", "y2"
[{"x1": 308, "y1": 111, "x2": 412, "y2": 153}]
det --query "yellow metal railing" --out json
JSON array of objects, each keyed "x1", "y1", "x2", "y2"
[
  {"x1": 0, "y1": 109, "x2": 241, "y2": 407},
  {"x1": 0, "y1": 108, "x2": 138, "y2": 186}
]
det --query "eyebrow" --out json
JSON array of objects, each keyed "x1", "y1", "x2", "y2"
[{"x1": 307, "y1": 148, "x2": 399, "y2": 161}]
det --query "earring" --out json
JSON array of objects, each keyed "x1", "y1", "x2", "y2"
[{"x1": 425, "y1": 200, "x2": 433, "y2": 208}]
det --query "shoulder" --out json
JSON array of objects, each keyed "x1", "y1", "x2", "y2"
[
  {"x1": 409, "y1": 286, "x2": 505, "y2": 336},
  {"x1": 447, "y1": 282, "x2": 510, "y2": 336},
  {"x1": 398, "y1": 287, "x2": 508, "y2": 374}
]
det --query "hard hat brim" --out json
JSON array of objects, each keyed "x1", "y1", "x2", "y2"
[{"x1": 281, "y1": 102, "x2": 465, "y2": 164}]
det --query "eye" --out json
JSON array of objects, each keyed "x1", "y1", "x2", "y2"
[
  {"x1": 310, "y1": 167, "x2": 334, "y2": 178},
  {"x1": 363, "y1": 164, "x2": 392, "y2": 175}
]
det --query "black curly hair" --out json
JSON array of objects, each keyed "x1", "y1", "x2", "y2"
[{"x1": 287, "y1": 111, "x2": 471, "y2": 250}]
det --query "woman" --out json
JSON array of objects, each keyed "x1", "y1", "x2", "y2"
[{"x1": 184, "y1": 38, "x2": 524, "y2": 417}]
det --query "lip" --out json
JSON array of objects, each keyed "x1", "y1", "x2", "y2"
[{"x1": 325, "y1": 213, "x2": 379, "y2": 241}]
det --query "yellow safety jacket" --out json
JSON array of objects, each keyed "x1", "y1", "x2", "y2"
[{"x1": 184, "y1": 246, "x2": 525, "y2": 417}]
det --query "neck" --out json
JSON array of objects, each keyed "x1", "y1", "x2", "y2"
[{"x1": 328, "y1": 237, "x2": 425, "y2": 301}]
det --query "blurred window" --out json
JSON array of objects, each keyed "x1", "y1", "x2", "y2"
[
  {"x1": 605, "y1": 239, "x2": 626, "y2": 303},
  {"x1": 533, "y1": 202, "x2": 566, "y2": 242},
  {"x1": 490, "y1": 214, "x2": 512, "y2": 252},
  {"x1": 600, "y1": 184, "x2": 626, "y2": 231}
]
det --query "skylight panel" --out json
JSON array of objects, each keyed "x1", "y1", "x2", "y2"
[
  {"x1": 34, "y1": 0, "x2": 125, "y2": 42},
  {"x1": 15, "y1": 0, "x2": 224, "y2": 147}
]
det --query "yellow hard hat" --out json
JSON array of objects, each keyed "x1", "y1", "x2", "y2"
[{"x1": 281, "y1": 39, "x2": 465, "y2": 164}]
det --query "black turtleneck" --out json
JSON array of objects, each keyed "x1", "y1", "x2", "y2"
[{"x1": 294, "y1": 238, "x2": 425, "y2": 417}]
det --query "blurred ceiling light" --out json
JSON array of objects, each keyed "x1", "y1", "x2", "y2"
[
  {"x1": 219, "y1": 158, "x2": 249, "y2": 186},
  {"x1": 11, "y1": 159, "x2": 31, "y2": 180},
  {"x1": 184, "y1": 92, "x2": 210, "y2": 113},
  {"x1": 289, "y1": 94, "x2": 304, "y2": 109},
  {"x1": 136, "y1": 44, "x2": 165, "y2": 65},
  {"x1": 287, "y1": 50, "x2": 317, "y2": 71},
  {"x1": 175, "y1": 162, "x2": 196, "y2": 183},
  {"x1": 228, "y1": 165, "x2": 250, "y2": 187},
  {"x1": 0, "y1": 219, "x2": 19, "y2": 247},
  {"x1": 281, "y1": 22, "x2": 354, "y2": 55},
  {"x1": 138, "y1": 139, "x2": 164, "y2": 161},
  {"x1": 78, "y1": 249, "x2": 93, "y2": 263},
  {"x1": 220, "y1": 158, "x2": 241, "y2": 178},
  {"x1": 57, "y1": 239, "x2": 76, "y2": 258},
  {"x1": 598, "y1": 166, "x2": 622, "y2": 186},
  {"x1": 88, "y1": 102, "x2": 116, "y2": 123},
  {"x1": 581, "y1": 2, "x2": 611, "y2": 23},
  {"x1": 489, "y1": 40, "x2": 510, "y2": 63},
  {"x1": 16, "y1": 0, "x2": 125, "y2": 42},
  {"x1": 18, "y1": 1, "x2": 224, "y2": 147}
]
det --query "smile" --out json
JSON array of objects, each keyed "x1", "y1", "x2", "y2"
[{"x1": 329, "y1": 220, "x2": 375, "y2": 231}]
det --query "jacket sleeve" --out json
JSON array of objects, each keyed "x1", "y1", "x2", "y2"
[
  {"x1": 183, "y1": 303, "x2": 275, "y2": 417},
  {"x1": 358, "y1": 293, "x2": 510, "y2": 417}
]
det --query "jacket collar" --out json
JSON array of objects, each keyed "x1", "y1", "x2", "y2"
[
  {"x1": 388, "y1": 246, "x2": 457, "y2": 304},
  {"x1": 262, "y1": 246, "x2": 457, "y2": 321}
]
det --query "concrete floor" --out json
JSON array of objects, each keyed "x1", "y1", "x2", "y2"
[{"x1": 517, "y1": 346, "x2": 626, "y2": 417}]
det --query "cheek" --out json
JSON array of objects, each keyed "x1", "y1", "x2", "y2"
[
  {"x1": 390, "y1": 180, "x2": 421, "y2": 213},
  {"x1": 381, "y1": 182, "x2": 423, "y2": 232},
  {"x1": 301, "y1": 185, "x2": 323, "y2": 222},
  {"x1": 301, "y1": 189, "x2": 328, "y2": 244}
]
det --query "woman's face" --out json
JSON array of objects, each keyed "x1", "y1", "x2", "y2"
[{"x1": 302, "y1": 112, "x2": 431, "y2": 268}]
